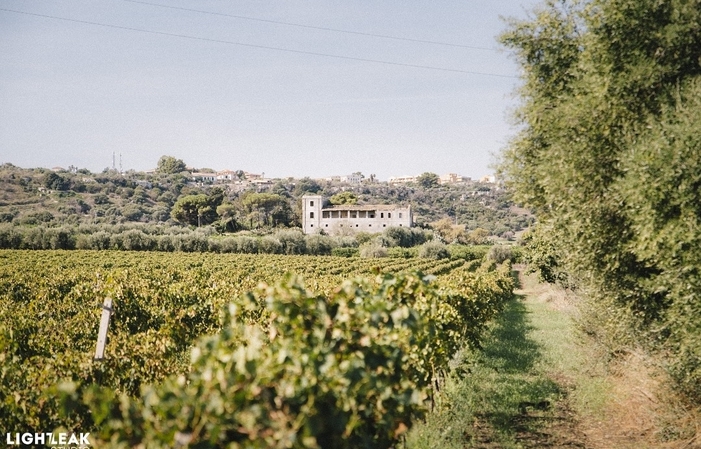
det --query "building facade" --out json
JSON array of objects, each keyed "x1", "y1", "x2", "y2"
[{"x1": 302, "y1": 195, "x2": 413, "y2": 234}]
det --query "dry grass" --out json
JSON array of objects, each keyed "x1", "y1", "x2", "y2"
[{"x1": 517, "y1": 269, "x2": 701, "y2": 449}]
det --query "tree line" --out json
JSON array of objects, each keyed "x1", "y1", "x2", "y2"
[{"x1": 500, "y1": 0, "x2": 701, "y2": 400}]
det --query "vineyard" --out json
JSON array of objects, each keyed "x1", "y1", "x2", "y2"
[{"x1": 0, "y1": 250, "x2": 513, "y2": 448}]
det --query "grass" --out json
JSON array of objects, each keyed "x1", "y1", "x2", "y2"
[
  {"x1": 406, "y1": 270, "x2": 589, "y2": 448},
  {"x1": 407, "y1": 269, "x2": 701, "y2": 448}
]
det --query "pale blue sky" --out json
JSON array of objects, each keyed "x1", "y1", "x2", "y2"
[{"x1": 0, "y1": 1, "x2": 538, "y2": 180}]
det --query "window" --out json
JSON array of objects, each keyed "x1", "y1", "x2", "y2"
[
  {"x1": 310, "y1": 201, "x2": 314, "y2": 207},
  {"x1": 399, "y1": 224, "x2": 403, "y2": 227},
  {"x1": 322, "y1": 211, "x2": 330, "y2": 218},
  {"x1": 310, "y1": 224, "x2": 313, "y2": 227},
  {"x1": 310, "y1": 212, "x2": 314, "y2": 218},
  {"x1": 398, "y1": 213, "x2": 403, "y2": 218},
  {"x1": 388, "y1": 213, "x2": 392, "y2": 218},
  {"x1": 383, "y1": 224, "x2": 386, "y2": 227},
  {"x1": 380, "y1": 212, "x2": 384, "y2": 218},
  {"x1": 369, "y1": 214, "x2": 375, "y2": 219},
  {"x1": 369, "y1": 224, "x2": 372, "y2": 227}
]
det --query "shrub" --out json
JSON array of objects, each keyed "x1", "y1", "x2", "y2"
[
  {"x1": 359, "y1": 242, "x2": 388, "y2": 258},
  {"x1": 275, "y1": 229, "x2": 306, "y2": 255},
  {"x1": 305, "y1": 234, "x2": 335, "y2": 255},
  {"x1": 331, "y1": 247, "x2": 359, "y2": 257},
  {"x1": 486, "y1": 245, "x2": 513, "y2": 264},
  {"x1": 90, "y1": 231, "x2": 112, "y2": 250},
  {"x1": 259, "y1": 236, "x2": 283, "y2": 254},
  {"x1": 120, "y1": 230, "x2": 155, "y2": 251},
  {"x1": 0, "y1": 226, "x2": 24, "y2": 248},
  {"x1": 172, "y1": 233, "x2": 209, "y2": 252},
  {"x1": 387, "y1": 247, "x2": 418, "y2": 258},
  {"x1": 236, "y1": 236, "x2": 259, "y2": 254},
  {"x1": 46, "y1": 228, "x2": 76, "y2": 250},
  {"x1": 383, "y1": 227, "x2": 430, "y2": 248},
  {"x1": 156, "y1": 234, "x2": 175, "y2": 252},
  {"x1": 418, "y1": 241, "x2": 449, "y2": 260},
  {"x1": 447, "y1": 245, "x2": 489, "y2": 261},
  {"x1": 218, "y1": 237, "x2": 238, "y2": 253}
]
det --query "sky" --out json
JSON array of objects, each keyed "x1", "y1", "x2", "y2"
[{"x1": 0, "y1": 1, "x2": 540, "y2": 181}]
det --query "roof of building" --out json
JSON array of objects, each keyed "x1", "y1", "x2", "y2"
[{"x1": 321, "y1": 204, "x2": 409, "y2": 211}]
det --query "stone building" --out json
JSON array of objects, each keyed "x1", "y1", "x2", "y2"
[{"x1": 302, "y1": 194, "x2": 412, "y2": 234}]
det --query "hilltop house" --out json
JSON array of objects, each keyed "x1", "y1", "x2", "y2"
[{"x1": 302, "y1": 194, "x2": 412, "y2": 235}]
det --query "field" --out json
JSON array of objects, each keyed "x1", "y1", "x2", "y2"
[{"x1": 0, "y1": 249, "x2": 513, "y2": 448}]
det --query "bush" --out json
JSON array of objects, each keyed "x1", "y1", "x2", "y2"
[
  {"x1": 90, "y1": 231, "x2": 112, "y2": 250},
  {"x1": 218, "y1": 237, "x2": 238, "y2": 253},
  {"x1": 354, "y1": 232, "x2": 374, "y2": 246},
  {"x1": 387, "y1": 247, "x2": 419, "y2": 258},
  {"x1": 156, "y1": 234, "x2": 175, "y2": 252},
  {"x1": 305, "y1": 234, "x2": 335, "y2": 255},
  {"x1": 236, "y1": 236, "x2": 259, "y2": 254},
  {"x1": 418, "y1": 241, "x2": 449, "y2": 260},
  {"x1": 331, "y1": 247, "x2": 359, "y2": 257},
  {"x1": 259, "y1": 236, "x2": 283, "y2": 254},
  {"x1": 383, "y1": 227, "x2": 430, "y2": 248},
  {"x1": 486, "y1": 245, "x2": 514, "y2": 264},
  {"x1": 359, "y1": 242, "x2": 388, "y2": 258},
  {"x1": 173, "y1": 233, "x2": 209, "y2": 252},
  {"x1": 45, "y1": 228, "x2": 76, "y2": 250},
  {"x1": 447, "y1": 245, "x2": 489, "y2": 261},
  {"x1": 120, "y1": 230, "x2": 155, "y2": 251},
  {"x1": 275, "y1": 229, "x2": 306, "y2": 255}
]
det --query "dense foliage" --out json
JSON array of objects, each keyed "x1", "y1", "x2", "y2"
[
  {"x1": 0, "y1": 250, "x2": 513, "y2": 447},
  {"x1": 500, "y1": 0, "x2": 701, "y2": 399}
]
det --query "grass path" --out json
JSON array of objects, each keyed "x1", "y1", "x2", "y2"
[
  {"x1": 407, "y1": 268, "x2": 696, "y2": 448},
  {"x1": 407, "y1": 268, "x2": 588, "y2": 448}
]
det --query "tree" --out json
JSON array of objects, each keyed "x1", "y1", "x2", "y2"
[
  {"x1": 294, "y1": 177, "x2": 322, "y2": 195},
  {"x1": 156, "y1": 156, "x2": 187, "y2": 174},
  {"x1": 500, "y1": 0, "x2": 701, "y2": 399},
  {"x1": 44, "y1": 172, "x2": 70, "y2": 191},
  {"x1": 171, "y1": 189, "x2": 224, "y2": 226},
  {"x1": 329, "y1": 192, "x2": 358, "y2": 205},
  {"x1": 241, "y1": 193, "x2": 291, "y2": 227},
  {"x1": 416, "y1": 172, "x2": 439, "y2": 189}
]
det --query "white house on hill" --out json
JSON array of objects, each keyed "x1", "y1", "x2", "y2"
[{"x1": 302, "y1": 195, "x2": 412, "y2": 235}]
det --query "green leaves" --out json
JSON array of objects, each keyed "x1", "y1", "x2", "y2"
[
  {"x1": 0, "y1": 250, "x2": 513, "y2": 447},
  {"x1": 501, "y1": 0, "x2": 701, "y2": 400}
]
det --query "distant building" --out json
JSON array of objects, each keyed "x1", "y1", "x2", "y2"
[
  {"x1": 340, "y1": 173, "x2": 363, "y2": 184},
  {"x1": 388, "y1": 175, "x2": 417, "y2": 185},
  {"x1": 216, "y1": 170, "x2": 238, "y2": 181},
  {"x1": 439, "y1": 173, "x2": 471, "y2": 184},
  {"x1": 244, "y1": 172, "x2": 263, "y2": 180},
  {"x1": 191, "y1": 173, "x2": 216, "y2": 183},
  {"x1": 302, "y1": 194, "x2": 412, "y2": 235},
  {"x1": 480, "y1": 175, "x2": 497, "y2": 183}
]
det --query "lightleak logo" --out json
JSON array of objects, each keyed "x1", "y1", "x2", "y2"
[{"x1": 6, "y1": 432, "x2": 90, "y2": 448}]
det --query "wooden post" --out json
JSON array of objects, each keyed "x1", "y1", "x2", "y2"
[{"x1": 94, "y1": 297, "x2": 113, "y2": 361}]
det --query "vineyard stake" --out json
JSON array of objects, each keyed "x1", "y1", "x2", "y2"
[{"x1": 94, "y1": 297, "x2": 113, "y2": 361}]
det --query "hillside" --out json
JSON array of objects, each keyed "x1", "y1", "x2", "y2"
[{"x1": 0, "y1": 163, "x2": 533, "y2": 238}]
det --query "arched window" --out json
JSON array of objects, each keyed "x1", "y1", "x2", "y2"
[{"x1": 310, "y1": 212, "x2": 314, "y2": 218}]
